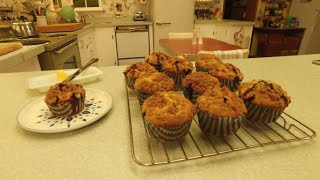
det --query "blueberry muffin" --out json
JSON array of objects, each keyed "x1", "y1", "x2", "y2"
[
  {"x1": 208, "y1": 63, "x2": 243, "y2": 91},
  {"x1": 45, "y1": 83, "x2": 86, "y2": 117},
  {"x1": 196, "y1": 86, "x2": 247, "y2": 136},
  {"x1": 123, "y1": 62, "x2": 158, "y2": 89},
  {"x1": 182, "y1": 72, "x2": 220, "y2": 103},
  {"x1": 134, "y1": 72, "x2": 174, "y2": 104},
  {"x1": 144, "y1": 52, "x2": 170, "y2": 71},
  {"x1": 142, "y1": 91, "x2": 196, "y2": 142},
  {"x1": 239, "y1": 80, "x2": 291, "y2": 124},
  {"x1": 195, "y1": 54, "x2": 223, "y2": 72},
  {"x1": 162, "y1": 55, "x2": 193, "y2": 86}
]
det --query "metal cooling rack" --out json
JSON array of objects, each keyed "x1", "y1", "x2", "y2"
[{"x1": 125, "y1": 86, "x2": 316, "y2": 166}]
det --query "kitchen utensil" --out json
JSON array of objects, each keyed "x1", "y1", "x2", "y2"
[
  {"x1": 22, "y1": 1, "x2": 37, "y2": 22},
  {"x1": 63, "y1": 58, "x2": 99, "y2": 83},
  {"x1": 134, "y1": 11, "x2": 146, "y2": 21},
  {"x1": 11, "y1": 22, "x2": 39, "y2": 38},
  {"x1": 17, "y1": 88, "x2": 112, "y2": 133},
  {"x1": 0, "y1": 42, "x2": 23, "y2": 56}
]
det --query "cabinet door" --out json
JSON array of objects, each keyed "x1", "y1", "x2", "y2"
[
  {"x1": 194, "y1": 24, "x2": 215, "y2": 38},
  {"x1": 214, "y1": 24, "x2": 229, "y2": 42},
  {"x1": 94, "y1": 27, "x2": 117, "y2": 66}
]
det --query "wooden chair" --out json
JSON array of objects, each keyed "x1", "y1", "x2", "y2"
[{"x1": 197, "y1": 49, "x2": 250, "y2": 60}]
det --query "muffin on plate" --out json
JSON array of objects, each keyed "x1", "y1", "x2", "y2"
[
  {"x1": 196, "y1": 86, "x2": 247, "y2": 136},
  {"x1": 144, "y1": 52, "x2": 170, "y2": 71},
  {"x1": 123, "y1": 62, "x2": 158, "y2": 89},
  {"x1": 182, "y1": 72, "x2": 220, "y2": 103},
  {"x1": 162, "y1": 55, "x2": 193, "y2": 86},
  {"x1": 195, "y1": 54, "x2": 223, "y2": 72},
  {"x1": 45, "y1": 83, "x2": 86, "y2": 117},
  {"x1": 208, "y1": 63, "x2": 243, "y2": 91},
  {"x1": 142, "y1": 91, "x2": 196, "y2": 142},
  {"x1": 239, "y1": 80, "x2": 291, "y2": 124},
  {"x1": 134, "y1": 72, "x2": 174, "y2": 104}
]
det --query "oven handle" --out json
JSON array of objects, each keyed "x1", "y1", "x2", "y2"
[{"x1": 54, "y1": 40, "x2": 78, "y2": 54}]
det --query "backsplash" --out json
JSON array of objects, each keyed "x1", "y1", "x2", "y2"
[{"x1": 61, "y1": 0, "x2": 150, "y2": 18}]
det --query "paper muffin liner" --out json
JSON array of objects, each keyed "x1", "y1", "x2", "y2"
[
  {"x1": 46, "y1": 94, "x2": 85, "y2": 117},
  {"x1": 149, "y1": 64, "x2": 162, "y2": 72},
  {"x1": 163, "y1": 71, "x2": 191, "y2": 87},
  {"x1": 144, "y1": 120, "x2": 192, "y2": 143},
  {"x1": 182, "y1": 87, "x2": 201, "y2": 104},
  {"x1": 136, "y1": 90, "x2": 151, "y2": 105},
  {"x1": 197, "y1": 110, "x2": 244, "y2": 136},
  {"x1": 195, "y1": 65, "x2": 210, "y2": 73},
  {"x1": 245, "y1": 101, "x2": 283, "y2": 124},
  {"x1": 220, "y1": 78, "x2": 242, "y2": 91},
  {"x1": 125, "y1": 75, "x2": 136, "y2": 90}
]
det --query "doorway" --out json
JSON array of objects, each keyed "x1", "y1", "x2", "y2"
[{"x1": 223, "y1": 0, "x2": 258, "y2": 21}]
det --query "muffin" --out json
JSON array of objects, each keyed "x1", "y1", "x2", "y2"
[
  {"x1": 162, "y1": 55, "x2": 193, "y2": 87},
  {"x1": 142, "y1": 91, "x2": 196, "y2": 142},
  {"x1": 144, "y1": 52, "x2": 170, "y2": 71},
  {"x1": 195, "y1": 54, "x2": 223, "y2": 72},
  {"x1": 123, "y1": 62, "x2": 158, "y2": 89},
  {"x1": 182, "y1": 72, "x2": 220, "y2": 103},
  {"x1": 196, "y1": 86, "x2": 247, "y2": 136},
  {"x1": 239, "y1": 80, "x2": 291, "y2": 124},
  {"x1": 134, "y1": 72, "x2": 174, "y2": 104},
  {"x1": 208, "y1": 63, "x2": 243, "y2": 91},
  {"x1": 45, "y1": 83, "x2": 86, "y2": 117}
]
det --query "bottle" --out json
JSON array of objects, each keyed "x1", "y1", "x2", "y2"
[
  {"x1": 198, "y1": 31, "x2": 203, "y2": 44},
  {"x1": 192, "y1": 30, "x2": 198, "y2": 44}
]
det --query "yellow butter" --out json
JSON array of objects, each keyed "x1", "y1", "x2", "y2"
[{"x1": 56, "y1": 70, "x2": 68, "y2": 82}]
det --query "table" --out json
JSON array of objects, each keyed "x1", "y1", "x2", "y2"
[
  {"x1": 1, "y1": 54, "x2": 320, "y2": 180},
  {"x1": 159, "y1": 38, "x2": 242, "y2": 57}
]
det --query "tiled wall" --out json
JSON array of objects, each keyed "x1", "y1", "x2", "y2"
[{"x1": 61, "y1": 0, "x2": 150, "y2": 18}]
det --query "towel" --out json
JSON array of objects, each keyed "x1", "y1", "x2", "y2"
[{"x1": 214, "y1": 50, "x2": 244, "y2": 60}]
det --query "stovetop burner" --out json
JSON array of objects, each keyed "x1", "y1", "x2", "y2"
[{"x1": 0, "y1": 37, "x2": 50, "y2": 45}]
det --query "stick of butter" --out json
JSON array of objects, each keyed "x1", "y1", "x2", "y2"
[{"x1": 56, "y1": 70, "x2": 68, "y2": 82}]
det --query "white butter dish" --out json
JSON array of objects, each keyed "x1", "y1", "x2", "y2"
[{"x1": 28, "y1": 67, "x2": 103, "y2": 92}]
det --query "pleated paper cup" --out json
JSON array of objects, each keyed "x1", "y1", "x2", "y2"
[
  {"x1": 150, "y1": 64, "x2": 162, "y2": 72},
  {"x1": 125, "y1": 76, "x2": 136, "y2": 90},
  {"x1": 219, "y1": 78, "x2": 242, "y2": 92},
  {"x1": 197, "y1": 110, "x2": 244, "y2": 136},
  {"x1": 136, "y1": 90, "x2": 151, "y2": 105},
  {"x1": 163, "y1": 71, "x2": 191, "y2": 87},
  {"x1": 144, "y1": 120, "x2": 192, "y2": 143},
  {"x1": 195, "y1": 65, "x2": 210, "y2": 73},
  {"x1": 245, "y1": 101, "x2": 283, "y2": 124},
  {"x1": 46, "y1": 94, "x2": 85, "y2": 117},
  {"x1": 182, "y1": 87, "x2": 201, "y2": 104}
]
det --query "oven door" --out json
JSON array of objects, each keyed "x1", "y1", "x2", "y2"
[{"x1": 39, "y1": 39, "x2": 82, "y2": 70}]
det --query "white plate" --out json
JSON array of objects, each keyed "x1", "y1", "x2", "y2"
[
  {"x1": 17, "y1": 89, "x2": 112, "y2": 133},
  {"x1": 28, "y1": 67, "x2": 103, "y2": 92}
]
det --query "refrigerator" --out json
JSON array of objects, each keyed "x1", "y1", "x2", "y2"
[
  {"x1": 150, "y1": 0, "x2": 195, "y2": 52},
  {"x1": 289, "y1": 0, "x2": 320, "y2": 54}
]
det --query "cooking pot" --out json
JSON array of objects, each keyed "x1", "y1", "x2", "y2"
[{"x1": 11, "y1": 22, "x2": 39, "y2": 38}]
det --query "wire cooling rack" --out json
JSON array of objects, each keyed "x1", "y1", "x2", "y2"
[{"x1": 125, "y1": 86, "x2": 316, "y2": 166}]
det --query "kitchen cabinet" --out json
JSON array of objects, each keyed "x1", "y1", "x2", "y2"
[
  {"x1": 94, "y1": 26, "x2": 117, "y2": 66},
  {"x1": 194, "y1": 22, "x2": 253, "y2": 49},
  {"x1": 6, "y1": 57, "x2": 41, "y2": 73},
  {"x1": 78, "y1": 28, "x2": 96, "y2": 66},
  {"x1": 250, "y1": 27, "x2": 305, "y2": 57}
]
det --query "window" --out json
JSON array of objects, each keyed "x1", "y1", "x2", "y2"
[{"x1": 73, "y1": 0, "x2": 99, "y2": 7}]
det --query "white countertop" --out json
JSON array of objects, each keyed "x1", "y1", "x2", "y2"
[
  {"x1": 0, "y1": 54, "x2": 319, "y2": 179},
  {"x1": 0, "y1": 45, "x2": 45, "y2": 72}
]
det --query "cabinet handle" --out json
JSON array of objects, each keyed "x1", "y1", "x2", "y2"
[
  {"x1": 112, "y1": 35, "x2": 114, "y2": 39},
  {"x1": 155, "y1": 22, "x2": 171, "y2": 25}
]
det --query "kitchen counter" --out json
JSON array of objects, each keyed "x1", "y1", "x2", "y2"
[
  {"x1": 195, "y1": 19, "x2": 255, "y2": 26},
  {"x1": 0, "y1": 44, "x2": 45, "y2": 72},
  {"x1": 86, "y1": 17, "x2": 153, "y2": 27},
  {"x1": 0, "y1": 54, "x2": 319, "y2": 179}
]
